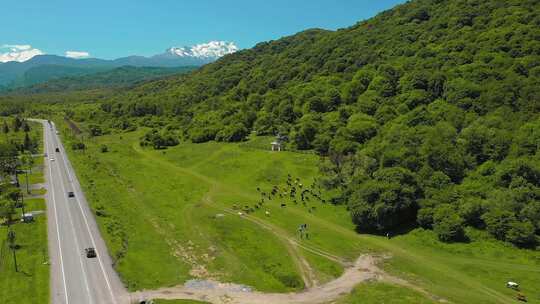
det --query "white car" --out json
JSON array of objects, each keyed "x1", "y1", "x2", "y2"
[{"x1": 50, "y1": 158, "x2": 55, "y2": 162}]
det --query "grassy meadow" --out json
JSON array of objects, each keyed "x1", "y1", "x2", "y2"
[
  {"x1": 58, "y1": 125, "x2": 540, "y2": 304},
  {"x1": 335, "y1": 282, "x2": 437, "y2": 304},
  {"x1": 0, "y1": 197, "x2": 49, "y2": 304}
]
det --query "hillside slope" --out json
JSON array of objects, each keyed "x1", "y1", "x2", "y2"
[
  {"x1": 7, "y1": 0, "x2": 540, "y2": 247},
  {"x1": 105, "y1": 0, "x2": 538, "y2": 129},
  {"x1": 89, "y1": 0, "x2": 540, "y2": 248}
]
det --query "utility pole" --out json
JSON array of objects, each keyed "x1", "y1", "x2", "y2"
[
  {"x1": 24, "y1": 168, "x2": 29, "y2": 194},
  {"x1": 14, "y1": 162, "x2": 20, "y2": 188},
  {"x1": 20, "y1": 192, "x2": 25, "y2": 218},
  {"x1": 7, "y1": 229, "x2": 18, "y2": 272}
]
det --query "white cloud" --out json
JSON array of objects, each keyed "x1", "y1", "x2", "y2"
[
  {"x1": 0, "y1": 44, "x2": 44, "y2": 62},
  {"x1": 65, "y1": 51, "x2": 90, "y2": 59}
]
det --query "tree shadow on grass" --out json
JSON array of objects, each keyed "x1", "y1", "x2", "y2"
[{"x1": 354, "y1": 221, "x2": 419, "y2": 238}]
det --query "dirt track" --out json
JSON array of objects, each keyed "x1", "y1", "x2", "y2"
[{"x1": 133, "y1": 255, "x2": 381, "y2": 304}]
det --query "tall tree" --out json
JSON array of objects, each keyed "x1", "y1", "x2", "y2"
[
  {"x1": 2, "y1": 120, "x2": 9, "y2": 136},
  {"x1": 12, "y1": 117, "x2": 22, "y2": 132}
]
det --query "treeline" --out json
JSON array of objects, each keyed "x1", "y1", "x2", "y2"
[
  {"x1": 0, "y1": 117, "x2": 39, "y2": 226},
  {"x1": 2, "y1": 66, "x2": 197, "y2": 95},
  {"x1": 1, "y1": 117, "x2": 39, "y2": 153},
  {"x1": 1, "y1": 0, "x2": 539, "y2": 247}
]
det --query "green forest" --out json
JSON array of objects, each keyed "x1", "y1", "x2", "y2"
[{"x1": 1, "y1": 0, "x2": 539, "y2": 249}]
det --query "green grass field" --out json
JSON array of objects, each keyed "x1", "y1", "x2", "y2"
[
  {"x1": 0, "y1": 198, "x2": 49, "y2": 304},
  {"x1": 335, "y1": 282, "x2": 436, "y2": 304},
  {"x1": 59, "y1": 126, "x2": 540, "y2": 304}
]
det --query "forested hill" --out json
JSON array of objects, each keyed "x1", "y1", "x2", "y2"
[
  {"x1": 12, "y1": 0, "x2": 540, "y2": 247},
  {"x1": 1, "y1": 66, "x2": 196, "y2": 95},
  {"x1": 103, "y1": 0, "x2": 539, "y2": 137}
]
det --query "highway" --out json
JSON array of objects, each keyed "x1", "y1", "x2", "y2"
[{"x1": 35, "y1": 119, "x2": 129, "y2": 304}]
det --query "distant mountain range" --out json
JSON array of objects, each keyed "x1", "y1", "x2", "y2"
[
  {"x1": 0, "y1": 41, "x2": 237, "y2": 89},
  {"x1": 3, "y1": 66, "x2": 197, "y2": 95}
]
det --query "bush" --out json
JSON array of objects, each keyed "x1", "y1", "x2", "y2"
[
  {"x1": 277, "y1": 274, "x2": 303, "y2": 289},
  {"x1": 215, "y1": 123, "x2": 249, "y2": 142},
  {"x1": 140, "y1": 128, "x2": 179, "y2": 149},
  {"x1": 433, "y1": 204, "x2": 466, "y2": 242},
  {"x1": 88, "y1": 124, "x2": 103, "y2": 137},
  {"x1": 417, "y1": 207, "x2": 435, "y2": 228},
  {"x1": 434, "y1": 214, "x2": 466, "y2": 242},
  {"x1": 100, "y1": 145, "x2": 109, "y2": 153},
  {"x1": 459, "y1": 199, "x2": 486, "y2": 228},
  {"x1": 72, "y1": 142, "x2": 86, "y2": 150},
  {"x1": 506, "y1": 221, "x2": 536, "y2": 248},
  {"x1": 482, "y1": 209, "x2": 515, "y2": 241},
  {"x1": 190, "y1": 128, "x2": 217, "y2": 143}
]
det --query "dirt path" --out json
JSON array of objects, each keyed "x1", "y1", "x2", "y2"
[
  {"x1": 133, "y1": 254, "x2": 448, "y2": 304},
  {"x1": 133, "y1": 254, "x2": 380, "y2": 304}
]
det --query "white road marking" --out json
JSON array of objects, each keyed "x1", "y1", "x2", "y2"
[
  {"x1": 53, "y1": 125, "x2": 119, "y2": 304},
  {"x1": 45, "y1": 124, "x2": 70, "y2": 304}
]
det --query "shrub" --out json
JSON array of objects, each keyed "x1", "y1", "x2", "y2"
[
  {"x1": 459, "y1": 199, "x2": 486, "y2": 228},
  {"x1": 417, "y1": 207, "x2": 434, "y2": 228},
  {"x1": 215, "y1": 123, "x2": 249, "y2": 142},
  {"x1": 190, "y1": 128, "x2": 217, "y2": 143},
  {"x1": 506, "y1": 220, "x2": 536, "y2": 248},
  {"x1": 482, "y1": 209, "x2": 515, "y2": 241},
  {"x1": 433, "y1": 204, "x2": 466, "y2": 242},
  {"x1": 434, "y1": 214, "x2": 466, "y2": 242},
  {"x1": 277, "y1": 274, "x2": 303, "y2": 289},
  {"x1": 72, "y1": 142, "x2": 86, "y2": 150},
  {"x1": 88, "y1": 124, "x2": 103, "y2": 137},
  {"x1": 140, "y1": 128, "x2": 179, "y2": 149}
]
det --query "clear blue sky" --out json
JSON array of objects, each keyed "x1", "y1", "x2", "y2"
[{"x1": 1, "y1": 0, "x2": 405, "y2": 59}]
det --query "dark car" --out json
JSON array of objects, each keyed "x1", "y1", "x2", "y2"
[
  {"x1": 85, "y1": 247, "x2": 97, "y2": 258},
  {"x1": 68, "y1": 191, "x2": 75, "y2": 198},
  {"x1": 55, "y1": 147, "x2": 60, "y2": 152}
]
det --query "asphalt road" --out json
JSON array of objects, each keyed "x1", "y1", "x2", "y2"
[{"x1": 35, "y1": 119, "x2": 129, "y2": 304}]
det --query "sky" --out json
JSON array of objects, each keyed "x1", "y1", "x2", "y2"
[{"x1": 0, "y1": 0, "x2": 405, "y2": 61}]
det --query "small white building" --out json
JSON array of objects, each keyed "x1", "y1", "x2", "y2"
[{"x1": 271, "y1": 141, "x2": 282, "y2": 151}]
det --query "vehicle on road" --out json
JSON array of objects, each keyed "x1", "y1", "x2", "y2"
[
  {"x1": 50, "y1": 158, "x2": 55, "y2": 161},
  {"x1": 55, "y1": 147, "x2": 60, "y2": 152},
  {"x1": 68, "y1": 191, "x2": 75, "y2": 198},
  {"x1": 85, "y1": 247, "x2": 97, "y2": 258}
]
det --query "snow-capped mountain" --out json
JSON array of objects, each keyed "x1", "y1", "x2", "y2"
[
  {"x1": 0, "y1": 41, "x2": 239, "y2": 87},
  {"x1": 165, "y1": 41, "x2": 238, "y2": 59}
]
